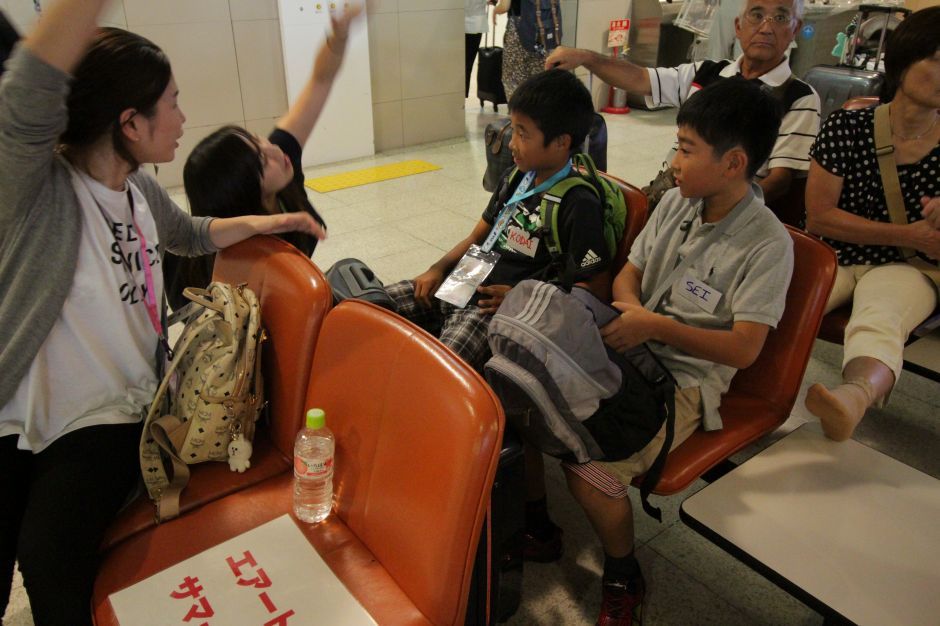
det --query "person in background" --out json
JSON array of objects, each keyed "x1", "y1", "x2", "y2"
[
  {"x1": 465, "y1": 0, "x2": 490, "y2": 98},
  {"x1": 0, "y1": 1, "x2": 323, "y2": 623},
  {"x1": 704, "y1": 0, "x2": 745, "y2": 60},
  {"x1": 163, "y1": 5, "x2": 361, "y2": 312},
  {"x1": 804, "y1": 7, "x2": 940, "y2": 442},
  {"x1": 546, "y1": 0, "x2": 819, "y2": 204},
  {"x1": 495, "y1": 0, "x2": 561, "y2": 100}
]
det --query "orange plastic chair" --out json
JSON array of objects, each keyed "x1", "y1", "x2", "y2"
[
  {"x1": 603, "y1": 171, "x2": 649, "y2": 275},
  {"x1": 99, "y1": 236, "x2": 332, "y2": 550},
  {"x1": 93, "y1": 301, "x2": 504, "y2": 626},
  {"x1": 635, "y1": 227, "x2": 838, "y2": 494}
]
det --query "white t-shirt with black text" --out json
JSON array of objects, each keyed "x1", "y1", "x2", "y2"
[{"x1": 0, "y1": 168, "x2": 164, "y2": 452}]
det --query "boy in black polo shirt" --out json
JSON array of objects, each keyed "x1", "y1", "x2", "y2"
[{"x1": 385, "y1": 69, "x2": 611, "y2": 370}]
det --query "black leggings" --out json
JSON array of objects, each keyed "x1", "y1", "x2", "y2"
[
  {"x1": 465, "y1": 32, "x2": 483, "y2": 97},
  {"x1": 0, "y1": 422, "x2": 141, "y2": 626}
]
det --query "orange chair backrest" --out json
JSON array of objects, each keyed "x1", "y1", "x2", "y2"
[
  {"x1": 305, "y1": 301, "x2": 504, "y2": 626},
  {"x1": 602, "y1": 171, "x2": 649, "y2": 275},
  {"x1": 726, "y1": 227, "x2": 837, "y2": 412},
  {"x1": 213, "y1": 235, "x2": 332, "y2": 459},
  {"x1": 843, "y1": 95, "x2": 880, "y2": 110}
]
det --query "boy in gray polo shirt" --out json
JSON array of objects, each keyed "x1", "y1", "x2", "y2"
[{"x1": 557, "y1": 79, "x2": 794, "y2": 626}]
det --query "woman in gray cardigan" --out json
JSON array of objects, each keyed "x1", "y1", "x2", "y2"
[{"x1": 0, "y1": 1, "x2": 324, "y2": 624}]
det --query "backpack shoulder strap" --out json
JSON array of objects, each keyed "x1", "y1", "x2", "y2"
[
  {"x1": 139, "y1": 316, "x2": 205, "y2": 517},
  {"x1": 497, "y1": 167, "x2": 523, "y2": 203},
  {"x1": 874, "y1": 104, "x2": 908, "y2": 233},
  {"x1": 539, "y1": 172, "x2": 596, "y2": 257},
  {"x1": 873, "y1": 104, "x2": 940, "y2": 285}
]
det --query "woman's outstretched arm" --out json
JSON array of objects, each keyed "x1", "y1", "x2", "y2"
[
  {"x1": 276, "y1": 4, "x2": 364, "y2": 146},
  {"x1": 25, "y1": 0, "x2": 111, "y2": 72}
]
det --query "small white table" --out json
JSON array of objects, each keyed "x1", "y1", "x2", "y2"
[
  {"x1": 109, "y1": 515, "x2": 377, "y2": 626},
  {"x1": 680, "y1": 423, "x2": 940, "y2": 626},
  {"x1": 903, "y1": 330, "x2": 940, "y2": 383}
]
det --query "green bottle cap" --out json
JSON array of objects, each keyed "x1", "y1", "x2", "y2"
[{"x1": 306, "y1": 408, "x2": 326, "y2": 429}]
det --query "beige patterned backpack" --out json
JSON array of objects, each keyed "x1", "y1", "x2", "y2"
[{"x1": 140, "y1": 282, "x2": 265, "y2": 522}]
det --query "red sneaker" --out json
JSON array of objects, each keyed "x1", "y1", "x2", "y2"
[
  {"x1": 596, "y1": 573, "x2": 645, "y2": 626},
  {"x1": 523, "y1": 524, "x2": 563, "y2": 562}
]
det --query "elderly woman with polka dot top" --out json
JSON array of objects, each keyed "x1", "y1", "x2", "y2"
[{"x1": 804, "y1": 7, "x2": 940, "y2": 442}]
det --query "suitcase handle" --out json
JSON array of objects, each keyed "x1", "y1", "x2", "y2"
[
  {"x1": 486, "y1": 2, "x2": 496, "y2": 48},
  {"x1": 490, "y1": 121, "x2": 512, "y2": 155},
  {"x1": 338, "y1": 263, "x2": 378, "y2": 291}
]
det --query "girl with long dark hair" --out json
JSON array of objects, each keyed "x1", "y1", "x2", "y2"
[{"x1": 164, "y1": 6, "x2": 361, "y2": 310}]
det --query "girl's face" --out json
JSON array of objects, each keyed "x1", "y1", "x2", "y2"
[
  {"x1": 130, "y1": 76, "x2": 186, "y2": 164},
  {"x1": 257, "y1": 136, "x2": 295, "y2": 199}
]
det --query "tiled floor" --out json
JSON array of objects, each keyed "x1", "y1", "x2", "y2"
[{"x1": 4, "y1": 103, "x2": 939, "y2": 626}]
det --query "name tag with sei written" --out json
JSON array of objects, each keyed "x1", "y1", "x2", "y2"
[{"x1": 676, "y1": 274, "x2": 722, "y2": 314}]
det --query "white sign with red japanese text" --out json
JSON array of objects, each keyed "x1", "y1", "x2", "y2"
[
  {"x1": 109, "y1": 515, "x2": 377, "y2": 625},
  {"x1": 607, "y1": 18, "x2": 631, "y2": 48}
]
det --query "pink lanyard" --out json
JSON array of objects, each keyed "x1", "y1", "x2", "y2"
[
  {"x1": 127, "y1": 198, "x2": 163, "y2": 340},
  {"x1": 91, "y1": 186, "x2": 171, "y2": 356}
]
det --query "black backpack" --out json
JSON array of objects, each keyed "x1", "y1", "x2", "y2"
[{"x1": 518, "y1": 0, "x2": 562, "y2": 54}]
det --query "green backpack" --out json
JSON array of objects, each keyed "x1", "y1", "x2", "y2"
[{"x1": 506, "y1": 153, "x2": 627, "y2": 259}]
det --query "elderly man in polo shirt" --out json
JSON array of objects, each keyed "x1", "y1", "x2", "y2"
[{"x1": 546, "y1": 0, "x2": 820, "y2": 203}]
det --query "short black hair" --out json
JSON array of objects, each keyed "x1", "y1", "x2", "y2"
[
  {"x1": 508, "y1": 69, "x2": 594, "y2": 153},
  {"x1": 676, "y1": 78, "x2": 782, "y2": 179},
  {"x1": 883, "y1": 6, "x2": 940, "y2": 102}
]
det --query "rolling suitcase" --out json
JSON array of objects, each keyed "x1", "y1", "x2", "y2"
[
  {"x1": 477, "y1": 7, "x2": 507, "y2": 111},
  {"x1": 324, "y1": 258, "x2": 398, "y2": 311},
  {"x1": 803, "y1": 65, "x2": 884, "y2": 121},
  {"x1": 464, "y1": 428, "x2": 525, "y2": 625},
  {"x1": 803, "y1": 3, "x2": 910, "y2": 120}
]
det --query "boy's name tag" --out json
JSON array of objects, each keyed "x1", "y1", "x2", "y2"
[
  {"x1": 505, "y1": 226, "x2": 540, "y2": 257},
  {"x1": 676, "y1": 274, "x2": 722, "y2": 314},
  {"x1": 435, "y1": 244, "x2": 500, "y2": 308}
]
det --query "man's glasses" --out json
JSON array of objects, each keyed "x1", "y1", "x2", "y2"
[{"x1": 742, "y1": 10, "x2": 794, "y2": 26}]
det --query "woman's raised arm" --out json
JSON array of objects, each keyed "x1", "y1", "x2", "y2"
[
  {"x1": 25, "y1": 0, "x2": 111, "y2": 73},
  {"x1": 276, "y1": 4, "x2": 363, "y2": 146}
]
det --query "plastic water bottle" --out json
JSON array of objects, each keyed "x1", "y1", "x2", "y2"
[{"x1": 293, "y1": 408, "x2": 334, "y2": 523}]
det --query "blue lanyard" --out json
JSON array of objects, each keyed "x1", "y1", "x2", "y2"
[{"x1": 481, "y1": 161, "x2": 572, "y2": 253}]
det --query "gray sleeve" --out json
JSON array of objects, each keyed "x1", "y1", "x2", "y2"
[
  {"x1": 626, "y1": 214, "x2": 655, "y2": 272},
  {"x1": 0, "y1": 45, "x2": 71, "y2": 230},
  {"x1": 730, "y1": 231, "x2": 794, "y2": 328},
  {"x1": 132, "y1": 171, "x2": 218, "y2": 257}
]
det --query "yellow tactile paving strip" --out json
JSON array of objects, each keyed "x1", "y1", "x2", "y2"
[{"x1": 304, "y1": 159, "x2": 441, "y2": 193}]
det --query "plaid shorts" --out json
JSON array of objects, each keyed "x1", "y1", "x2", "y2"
[{"x1": 385, "y1": 280, "x2": 493, "y2": 371}]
